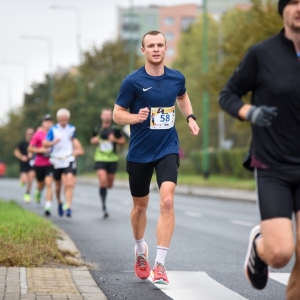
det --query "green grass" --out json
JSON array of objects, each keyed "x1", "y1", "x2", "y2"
[
  {"x1": 82, "y1": 171, "x2": 256, "y2": 190},
  {"x1": 0, "y1": 200, "x2": 77, "y2": 267}
]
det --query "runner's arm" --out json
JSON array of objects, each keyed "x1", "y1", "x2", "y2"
[
  {"x1": 219, "y1": 47, "x2": 258, "y2": 120},
  {"x1": 108, "y1": 133, "x2": 126, "y2": 145},
  {"x1": 27, "y1": 144, "x2": 48, "y2": 154},
  {"x1": 177, "y1": 93, "x2": 200, "y2": 136},
  {"x1": 113, "y1": 104, "x2": 149, "y2": 125},
  {"x1": 72, "y1": 138, "x2": 84, "y2": 157},
  {"x1": 13, "y1": 148, "x2": 27, "y2": 162},
  {"x1": 90, "y1": 126, "x2": 99, "y2": 145}
]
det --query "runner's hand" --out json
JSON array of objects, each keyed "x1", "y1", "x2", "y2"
[
  {"x1": 20, "y1": 155, "x2": 28, "y2": 162},
  {"x1": 137, "y1": 107, "x2": 149, "y2": 123},
  {"x1": 53, "y1": 138, "x2": 60, "y2": 145},
  {"x1": 246, "y1": 105, "x2": 278, "y2": 126},
  {"x1": 108, "y1": 133, "x2": 115, "y2": 142},
  {"x1": 188, "y1": 119, "x2": 200, "y2": 136}
]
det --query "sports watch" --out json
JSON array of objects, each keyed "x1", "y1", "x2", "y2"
[{"x1": 186, "y1": 114, "x2": 196, "y2": 123}]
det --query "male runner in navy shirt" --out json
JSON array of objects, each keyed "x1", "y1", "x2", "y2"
[{"x1": 113, "y1": 30, "x2": 200, "y2": 284}]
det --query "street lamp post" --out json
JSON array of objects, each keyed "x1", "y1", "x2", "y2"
[
  {"x1": 49, "y1": 5, "x2": 84, "y2": 101},
  {"x1": 128, "y1": 0, "x2": 135, "y2": 73},
  {"x1": 2, "y1": 60, "x2": 28, "y2": 93},
  {"x1": 0, "y1": 76, "x2": 12, "y2": 112},
  {"x1": 21, "y1": 35, "x2": 53, "y2": 112},
  {"x1": 201, "y1": 0, "x2": 210, "y2": 178}
]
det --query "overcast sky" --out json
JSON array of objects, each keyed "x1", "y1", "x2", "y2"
[
  {"x1": 0, "y1": 0, "x2": 257, "y2": 122},
  {"x1": 0, "y1": 0, "x2": 205, "y2": 121}
]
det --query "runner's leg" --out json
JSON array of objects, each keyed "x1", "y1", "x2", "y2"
[
  {"x1": 286, "y1": 182, "x2": 300, "y2": 300},
  {"x1": 97, "y1": 168, "x2": 108, "y2": 213},
  {"x1": 63, "y1": 172, "x2": 75, "y2": 209},
  {"x1": 156, "y1": 181, "x2": 176, "y2": 248},
  {"x1": 256, "y1": 218, "x2": 294, "y2": 268},
  {"x1": 55, "y1": 180, "x2": 62, "y2": 204},
  {"x1": 27, "y1": 169, "x2": 35, "y2": 194},
  {"x1": 20, "y1": 172, "x2": 27, "y2": 186}
]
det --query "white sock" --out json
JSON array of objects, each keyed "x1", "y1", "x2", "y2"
[
  {"x1": 45, "y1": 201, "x2": 52, "y2": 210},
  {"x1": 155, "y1": 246, "x2": 169, "y2": 265},
  {"x1": 135, "y1": 238, "x2": 145, "y2": 255}
]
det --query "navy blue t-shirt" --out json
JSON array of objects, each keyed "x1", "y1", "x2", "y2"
[{"x1": 115, "y1": 66, "x2": 186, "y2": 163}]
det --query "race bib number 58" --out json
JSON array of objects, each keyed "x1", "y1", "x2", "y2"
[{"x1": 150, "y1": 106, "x2": 175, "y2": 130}]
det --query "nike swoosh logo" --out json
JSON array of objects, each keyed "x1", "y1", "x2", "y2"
[{"x1": 143, "y1": 87, "x2": 152, "y2": 92}]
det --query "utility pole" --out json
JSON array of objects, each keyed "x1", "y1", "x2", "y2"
[
  {"x1": 201, "y1": 0, "x2": 210, "y2": 178},
  {"x1": 50, "y1": 5, "x2": 84, "y2": 102},
  {"x1": 128, "y1": 0, "x2": 135, "y2": 73}
]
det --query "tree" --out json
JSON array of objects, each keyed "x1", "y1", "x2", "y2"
[{"x1": 173, "y1": 0, "x2": 282, "y2": 153}]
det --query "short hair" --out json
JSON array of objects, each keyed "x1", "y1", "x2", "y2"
[
  {"x1": 101, "y1": 107, "x2": 112, "y2": 113},
  {"x1": 56, "y1": 108, "x2": 71, "y2": 118},
  {"x1": 141, "y1": 30, "x2": 166, "y2": 48},
  {"x1": 26, "y1": 128, "x2": 34, "y2": 134}
]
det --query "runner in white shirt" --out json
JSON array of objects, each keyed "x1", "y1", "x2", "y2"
[{"x1": 43, "y1": 108, "x2": 83, "y2": 217}]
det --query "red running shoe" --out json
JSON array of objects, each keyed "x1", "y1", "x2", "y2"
[
  {"x1": 134, "y1": 242, "x2": 150, "y2": 280},
  {"x1": 152, "y1": 262, "x2": 169, "y2": 285}
]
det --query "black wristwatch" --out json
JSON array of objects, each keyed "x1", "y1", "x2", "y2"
[{"x1": 186, "y1": 114, "x2": 196, "y2": 123}]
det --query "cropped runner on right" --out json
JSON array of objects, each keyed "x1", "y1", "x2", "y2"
[{"x1": 219, "y1": 0, "x2": 300, "y2": 298}]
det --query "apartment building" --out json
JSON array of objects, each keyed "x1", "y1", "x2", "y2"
[
  {"x1": 117, "y1": 1, "x2": 250, "y2": 66},
  {"x1": 117, "y1": 4, "x2": 199, "y2": 65}
]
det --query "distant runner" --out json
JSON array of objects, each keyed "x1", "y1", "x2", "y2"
[
  {"x1": 90, "y1": 108, "x2": 126, "y2": 218},
  {"x1": 28, "y1": 114, "x2": 54, "y2": 216},
  {"x1": 14, "y1": 128, "x2": 35, "y2": 202},
  {"x1": 43, "y1": 108, "x2": 84, "y2": 217}
]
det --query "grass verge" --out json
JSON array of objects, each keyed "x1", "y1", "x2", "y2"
[
  {"x1": 0, "y1": 200, "x2": 78, "y2": 267},
  {"x1": 82, "y1": 171, "x2": 255, "y2": 190}
]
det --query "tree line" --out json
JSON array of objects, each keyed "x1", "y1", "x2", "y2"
[{"x1": 0, "y1": 0, "x2": 282, "y2": 170}]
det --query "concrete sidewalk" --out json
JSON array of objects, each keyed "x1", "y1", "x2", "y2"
[
  {"x1": 0, "y1": 230, "x2": 107, "y2": 300},
  {"x1": 77, "y1": 177, "x2": 257, "y2": 202}
]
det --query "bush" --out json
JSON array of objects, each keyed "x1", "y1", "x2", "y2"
[
  {"x1": 5, "y1": 163, "x2": 19, "y2": 178},
  {"x1": 190, "y1": 148, "x2": 253, "y2": 179}
]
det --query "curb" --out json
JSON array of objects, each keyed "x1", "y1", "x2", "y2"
[
  {"x1": 77, "y1": 177, "x2": 257, "y2": 202},
  {"x1": 56, "y1": 229, "x2": 85, "y2": 266},
  {"x1": 55, "y1": 229, "x2": 108, "y2": 300}
]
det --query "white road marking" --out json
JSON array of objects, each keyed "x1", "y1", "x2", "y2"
[
  {"x1": 270, "y1": 273, "x2": 290, "y2": 285},
  {"x1": 149, "y1": 271, "x2": 247, "y2": 300},
  {"x1": 184, "y1": 211, "x2": 202, "y2": 218},
  {"x1": 230, "y1": 220, "x2": 254, "y2": 227},
  {"x1": 120, "y1": 200, "x2": 131, "y2": 206}
]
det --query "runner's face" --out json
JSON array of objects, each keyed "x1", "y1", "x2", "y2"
[
  {"x1": 25, "y1": 130, "x2": 34, "y2": 141},
  {"x1": 101, "y1": 110, "x2": 112, "y2": 124},
  {"x1": 43, "y1": 120, "x2": 53, "y2": 131},
  {"x1": 57, "y1": 115, "x2": 69, "y2": 127},
  {"x1": 141, "y1": 34, "x2": 167, "y2": 65},
  {"x1": 283, "y1": 0, "x2": 300, "y2": 32}
]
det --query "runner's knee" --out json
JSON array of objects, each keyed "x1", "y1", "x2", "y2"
[
  {"x1": 266, "y1": 246, "x2": 293, "y2": 268},
  {"x1": 160, "y1": 196, "x2": 174, "y2": 211},
  {"x1": 133, "y1": 203, "x2": 147, "y2": 215}
]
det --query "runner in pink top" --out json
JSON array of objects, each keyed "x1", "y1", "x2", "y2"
[
  {"x1": 31, "y1": 129, "x2": 52, "y2": 166},
  {"x1": 28, "y1": 114, "x2": 54, "y2": 216}
]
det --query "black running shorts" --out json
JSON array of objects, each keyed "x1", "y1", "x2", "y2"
[
  {"x1": 20, "y1": 162, "x2": 33, "y2": 173},
  {"x1": 94, "y1": 161, "x2": 118, "y2": 174},
  {"x1": 126, "y1": 153, "x2": 180, "y2": 198},
  {"x1": 34, "y1": 165, "x2": 54, "y2": 182},
  {"x1": 256, "y1": 168, "x2": 300, "y2": 220},
  {"x1": 53, "y1": 161, "x2": 77, "y2": 181}
]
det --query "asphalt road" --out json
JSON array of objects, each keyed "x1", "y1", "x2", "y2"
[{"x1": 0, "y1": 178, "x2": 293, "y2": 300}]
